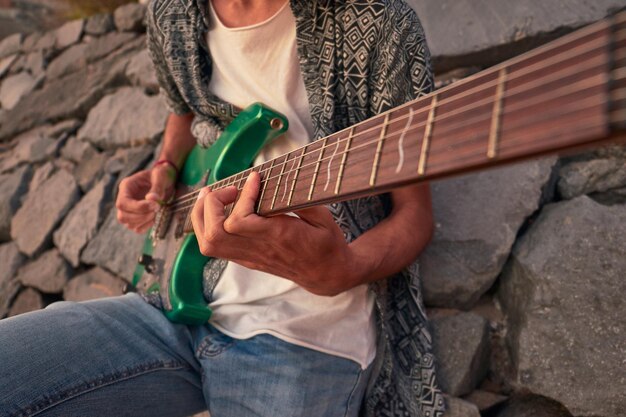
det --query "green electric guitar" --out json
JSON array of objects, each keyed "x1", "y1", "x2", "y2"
[{"x1": 132, "y1": 13, "x2": 626, "y2": 325}]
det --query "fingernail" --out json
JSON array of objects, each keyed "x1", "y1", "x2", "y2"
[{"x1": 198, "y1": 187, "x2": 209, "y2": 199}]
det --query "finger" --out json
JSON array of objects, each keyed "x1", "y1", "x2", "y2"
[
  {"x1": 204, "y1": 186, "x2": 239, "y2": 234},
  {"x1": 117, "y1": 189, "x2": 159, "y2": 214},
  {"x1": 191, "y1": 187, "x2": 209, "y2": 238},
  {"x1": 134, "y1": 219, "x2": 155, "y2": 234},
  {"x1": 230, "y1": 171, "x2": 260, "y2": 218},
  {"x1": 294, "y1": 205, "x2": 337, "y2": 228},
  {"x1": 117, "y1": 210, "x2": 156, "y2": 226}
]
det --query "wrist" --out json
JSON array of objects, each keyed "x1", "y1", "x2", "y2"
[{"x1": 153, "y1": 159, "x2": 179, "y2": 181}]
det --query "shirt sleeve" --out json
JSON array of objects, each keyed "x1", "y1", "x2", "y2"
[
  {"x1": 369, "y1": 1, "x2": 434, "y2": 115},
  {"x1": 145, "y1": 5, "x2": 192, "y2": 115}
]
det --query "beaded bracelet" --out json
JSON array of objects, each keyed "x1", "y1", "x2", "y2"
[{"x1": 153, "y1": 159, "x2": 179, "y2": 178}]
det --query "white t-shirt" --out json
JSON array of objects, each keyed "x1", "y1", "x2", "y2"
[{"x1": 206, "y1": 0, "x2": 376, "y2": 369}]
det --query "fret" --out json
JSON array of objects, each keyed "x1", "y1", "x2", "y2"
[
  {"x1": 287, "y1": 147, "x2": 306, "y2": 206},
  {"x1": 335, "y1": 127, "x2": 355, "y2": 194},
  {"x1": 271, "y1": 155, "x2": 288, "y2": 210},
  {"x1": 257, "y1": 159, "x2": 274, "y2": 213},
  {"x1": 369, "y1": 114, "x2": 390, "y2": 187},
  {"x1": 488, "y1": 68, "x2": 508, "y2": 159},
  {"x1": 418, "y1": 94, "x2": 439, "y2": 176},
  {"x1": 308, "y1": 137, "x2": 327, "y2": 200}
]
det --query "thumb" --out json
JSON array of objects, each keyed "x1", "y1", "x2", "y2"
[{"x1": 295, "y1": 205, "x2": 336, "y2": 229}]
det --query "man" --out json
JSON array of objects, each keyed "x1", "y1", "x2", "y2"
[{"x1": 0, "y1": 1, "x2": 445, "y2": 416}]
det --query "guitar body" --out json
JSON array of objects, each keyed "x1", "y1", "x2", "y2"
[{"x1": 131, "y1": 103, "x2": 288, "y2": 325}]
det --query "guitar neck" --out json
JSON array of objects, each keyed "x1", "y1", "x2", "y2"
[{"x1": 179, "y1": 11, "x2": 626, "y2": 229}]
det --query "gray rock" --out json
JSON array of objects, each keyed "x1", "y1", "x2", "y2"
[
  {"x1": 0, "y1": 242, "x2": 25, "y2": 318},
  {"x1": 85, "y1": 13, "x2": 115, "y2": 36},
  {"x1": 431, "y1": 312, "x2": 491, "y2": 396},
  {"x1": 78, "y1": 87, "x2": 168, "y2": 150},
  {"x1": 21, "y1": 31, "x2": 42, "y2": 54},
  {"x1": 558, "y1": 154, "x2": 626, "y2": 199},
  {"x1": 54, "y1": 175, "x2": 115, "y2": 267},
  {"x1": 47, "y1": 119, "x2": 82, "y2": 139},
  {"x1": 114, "y1": 3, "x2": 146, "y2": 32},
  {"x1": 63, "y1": 267, "x2": 126, "y2": 302},
  {"x1": 7, "y1": 53, "x2": 25, "y2": 75},
  {"x1": 47, "y1": 32, "x2": 136, "y2": 80},
  {"x1": 443, "y1": 396, "x2": 481, "y2": 417},
  {"x1": 419, "y1": 158, "x2": 556, "y2": 309},
  {"x1": 73, "y1": 151, "x2": 109, "y2": 192},
  {"x1": 81, "y1": 209, "x2": 145, "y2": 282},
  {"x1": 498, "y1": 196, "x2": 626, "y2": 416},
  {"x1": 28, "y1": 161, "x2": 56, "y2": 192},
  {"x1": 0, "y1": 126, "x2": 56, "y2": 173},
  {"x1": 0, "y1": 165, "x2": 32, "y2": 241},
  {"x1": 0, "y1": 72, "x2": 37, "y2": 110},
  {"x1": 0, "y1": 46, "x2": 134, "y2": 141},
  {"x1": 463, "y1": 390, "x2": 507, "y2": 412},
  {"x1": 0, "y1": 33, "x2": 22, "y2": 59},
  {"x1": 11, "y1": 170, "x2": 80, "y2": 257},
  {"x1": 485, "y1": 394, "x2": 573, "y2": 417},
  {"x1": 24, "y1": 50, "x2": 44, "y2": 77},
  {"x1": 54, "y1": 19, "x2": 84, "y2": 50},
  {"x1": 0, "y1": 54, "x2": 17, "y2": 78},
  {"x1": 108, "y1": 145, "x2": 155, "y2": 197},
  {"x1": 17, "y1": 249, "x2": 72, "y2": 293},
  {"x1": 8, "y1": 287, "x2": 44, "y2": 317},
  {"x1": 33, "y1": 30, "x2": 56, "y2": 53},
  {"x1": 407, "y1": 0, "x2": 626, "y2": 72},
  {"x1": 45, "y1": 42, "x2": 88, "y2": 80},
  {"x1": 61, "y1": 135, "x2": 97, "y2": 163},
  {"x1": 126, "y1": 49, "x2": 159, "y2": 93}
]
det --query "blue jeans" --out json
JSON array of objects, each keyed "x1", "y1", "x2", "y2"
[{"x1": 0, "y1": 294, "x2": 371, "y2": 417}]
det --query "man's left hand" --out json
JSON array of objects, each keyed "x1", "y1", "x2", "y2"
[{"x1": 191, "y1": 171, "x2": 364, "y2": 296}]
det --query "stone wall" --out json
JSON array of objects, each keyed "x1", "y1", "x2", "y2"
[{"x1": 0, "y1": 2, "x2": 624, "y2": 417}]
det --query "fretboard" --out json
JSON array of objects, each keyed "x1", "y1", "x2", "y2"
[{"x1": 178, "y1": 11, "x2": 626, "y2": 232}]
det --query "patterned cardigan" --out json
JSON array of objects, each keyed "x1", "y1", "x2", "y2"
[{"x1": 145, "y1": 0, "x2": 446, "y2": 415}]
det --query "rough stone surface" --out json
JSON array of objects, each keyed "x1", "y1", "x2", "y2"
[
  {"x1": 33, "y1": 30, "x2": 56, "y2": 52},
  {"x1": 11, "y1": 170, "x2": 80, "y2": 257},
  {"x1": 63, "y1": 267, "x2": 126, "y2": 302},
  {"x1": 431, "y1": 312, "x2": 491, "y2": 396},
  {"x1": 485, "y1": 394, "x2": 573, "y2": 417},
  {"x1": 48, "y1": 119, "x2": 82, "y2": 139},
  {"x1": 54, "y1": 175, "x2": 115, "y2": 267},
  {"x1": 73, "y1": 151, "x2": 108, "y2": 192},
  {"x1": 81, "y1": 209, "x2": 145, "y2": 282},
  {"x1": 419, "y1": 157, "x2": 557, "y2": 309},
  {"x1": 48, "y1": 32, "x2": 137, "y2": 80},
  {"x1": 498, "y1": 196, "x2": 626, "y2": 417},
  {"x1": 0, "y1": 33, "x2": 22, "y2": 59},
  {"x1": 463, "y1": 390, "x2": 507, "y2": 412},
  {"x1": 24, "y1": 50, "x2": 45, "y2": 77},
  {"x1": 443, "y1": 396, "x2": 481, "y2": 417},
  {"x1": 61, "y1": 135, "x2": 97, "y2": 163},
  {"x1": 0, "y1": 242, "x2": 25, "y2": 318},
  {"x1": 78, "y1": 87, "x2": 168, "y2": 149},
  {"x1": 0, "y1": 165, "x2": 32, "y2": 241},
  {"x1": 8, "y1": 287, "x2": 44, "y2": 317},
  {"x1": 0, "y1": 44, "x2": 138, "y2": 141},
  {"x1": 126, "y1": 48, "x2": 159, "y2": 93},
  {"x1": 0, "y1": 54, "x2": 17, "y2": 78},
  {"x1": 17, "y1": 249, "x2": 72, "y2": 293},
  {"x1": 85, "y1": 13, "x2": 115, "y2": 36},
  {"x1": 114, "y1": 3, "x2": 146, "y2": 32},
  {"x1": 558, "y1": 152, "x2": 626, "y2": 199},
  {"x1": 29, "y1": 161, "x2": 57, "y2": 192},
  {"x1": 406, "y1": 0, "x2": 626, "y2": 71},
  {"x1": 54, "y1": 19, "x2": 84, "y2": 50},
  {"x1": 0, "y1": 72, "x2": 37, "y2": 110}
]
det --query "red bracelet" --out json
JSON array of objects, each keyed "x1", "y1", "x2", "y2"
[{"x1": 153, "y1": 159, "x2": 179, "y2": 177}]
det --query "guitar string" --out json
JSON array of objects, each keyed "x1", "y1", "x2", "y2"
[
  {"x1": 170, "y1": 81, "x2": 607, "y2": 215},
  {"x1": 178, "y1": 103, "x2": 608, "y2": 228},
  {"x1": 168, "y1": 36, "x2": 610, "y2": 208},
  {"x1": 168, "y1": 39, "x2": 611, "y2": 210},
  {"x1": 169, "y1": 92, "x2": 608, "y2": 217},
  {"x1": 167, "y1": 69, "x2": 610, "y2": 212}
]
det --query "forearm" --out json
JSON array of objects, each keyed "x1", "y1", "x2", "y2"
[
  {"x1": 157, "y1": 112, "x2": 197, "y2": 170},
  {"x1": 348, "y1": 183, "x2": 434, "y2": 285}
]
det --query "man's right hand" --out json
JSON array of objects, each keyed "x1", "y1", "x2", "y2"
[{"x1": 116, "y1": 164, "x2": 177, "y2": 233}]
